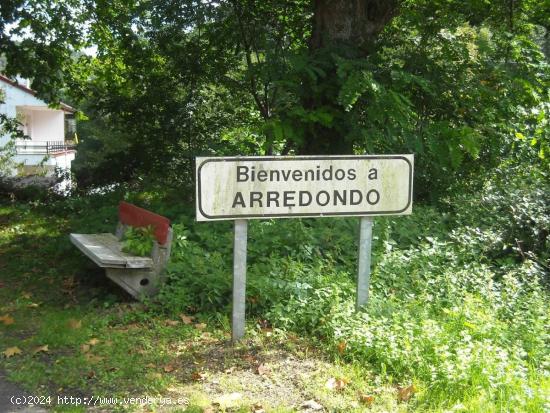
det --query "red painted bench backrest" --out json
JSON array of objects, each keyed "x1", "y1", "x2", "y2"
[{"x1": 118, "y1": 201, "x2": 171, "y2": 245}]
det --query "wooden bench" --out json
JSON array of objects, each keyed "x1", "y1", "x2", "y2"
[{"x1": 70, "y1": 202, "x2": 173, "y2": 299}]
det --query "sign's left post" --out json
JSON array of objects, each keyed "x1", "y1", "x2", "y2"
[{"x1": 232, "y1": 219, "x2": 248, "y2": 342}]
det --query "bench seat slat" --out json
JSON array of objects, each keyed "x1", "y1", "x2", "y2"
[{"x1": 70, "y1": 233, "x2": 153, "y2": 269}]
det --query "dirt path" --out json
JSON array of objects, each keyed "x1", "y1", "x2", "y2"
[{"x1": 0, "y1": 371, "x2": 47, "y2": 413}]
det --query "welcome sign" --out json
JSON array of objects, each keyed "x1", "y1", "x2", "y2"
[
  {"x1": 196, "y1": 155, "x2": 413, "y2": 221},
  {"x1": 195, "y1": 154, "x2": 414, "y2": 341}
]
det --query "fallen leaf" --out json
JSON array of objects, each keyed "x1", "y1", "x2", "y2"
[
  {"x1": 163, "y1": 364, "x2": 176, "y2": 373},
  {"x1": 243, "y1": 354, "x2": 256, "y2": 364},
  {"x1": 325, "y1": 377, "x2": 348, "y2": 391},
  {"x1": 359, "y1": 394, "x2": 375, "y2": 406},
  {"x1": 224, "y1": 367, "x2": 235, "y2": 374},
  {"x1": 337, "y1": 340, "x2": 347, "y2": 354},
  {"x1": 62, "y1": 277, "x2": 77, "y2": 291},
  {"x1": 85, "y1": 353, "x2": 104, "y2": 363},
  {"x1": 32, "y1": 345, "x2": 49, "y2": 355},
  {"x1": 256, "y1": 363, "x2": 270, "y2": 376},
  {"x1": 178, "y1": 314, "x2": 194, "y2": 324},
  {"x1": 68, "y1": 319, "x2": 82, "y2": 329},
  {"x1": 336, "y1": 378, "x2": 349, "y2": 390},
  {"x1": 397, "y1": 384, "x2": 416, "y2": 402},
  {"x1": 81, "y1": 344, "x2": 91, "y2": 353},
  {"x1": 194, "y1": 323, "x2": 207, "y2": 330},
  {"x1": 0, "y1": 314, "x2": 15, "y2": 325},
  {"x1": 87, "y1": 370, "x2": 95, "y2": 379},
  {"x1": 300, "y1": 400, "x2": 323, "y2": 411},
  {"x1": 87, "y1": 338, "x2": 100, "y2": 346},
  {"x1": 252, "y1": 403, "x2": 265, "y2": 413},
  {"x1": 21, "y1": 292, "x2": 32, "y2": 299},
  {"x1": 3, "y1": 346, "x2": 22, "y2": 358},
  {"x1": 165, "y1": 319, "x2": 179, "y2": 326},
  {"x1": 191, "y1": 371, "x2": 206, "y2": 381},
  {"x1": 27, "y1": 303, "x2": 40, "y2": 308},
  {"x1": 146, "y1": 363, "x2": 156, "y2": 369}
]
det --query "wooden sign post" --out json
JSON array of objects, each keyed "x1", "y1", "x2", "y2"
[{"x1": 196, "y1": 155, "x2": 413, "y2": 342}]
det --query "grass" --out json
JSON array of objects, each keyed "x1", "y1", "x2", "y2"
[
  {"x1": 0, "y1": 197, "x2": 404, "y2": 412},
  {"x1": 0, "y1": 187, "x2": 548, "y2": 412}
]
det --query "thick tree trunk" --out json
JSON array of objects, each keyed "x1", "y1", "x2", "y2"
[
  {"x1": 310, "y1": 0, "x2": 397, "y2": 51},
  {"x1": 301, "y1": 0, "x2": 398, "y2": 155}
]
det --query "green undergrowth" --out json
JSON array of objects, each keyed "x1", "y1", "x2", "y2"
[
  {"x1": 156, "y1": 216, "x2": 549, "y2": 411},
  {"x1": 155, "y1": 165, "x2": 549, "y2": 411},
  {"x1": 0, "y1": 163, "x2": 548, "y2": 412}
]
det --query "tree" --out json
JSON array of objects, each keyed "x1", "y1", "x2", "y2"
[
  {"x1": 0, "y1": 0, "x2": 87, "y2": 101},
  {"x1": 299, "y1": 0, "x2": 398, "y2": 154},
  {"x1": 0, "y1": 90, "x2": 22, "y2": 176},
  {"x1": 3, "y1": 0, "x2": 547, "y2": 196},
  {"x1": 0, "y1": 0, "x2": 86, "y2": 177}
]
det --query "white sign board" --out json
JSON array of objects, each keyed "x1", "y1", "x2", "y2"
[{"x1": 196, "y1": 155, "x2": 413, "y2": 221}]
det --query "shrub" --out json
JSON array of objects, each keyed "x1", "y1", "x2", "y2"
[
  {"x1": 452, "y1": 163, "x2": 550, "y2": 272},
  {"x1": 156, "y1": 176, "x2": 549, "y2": 410}
]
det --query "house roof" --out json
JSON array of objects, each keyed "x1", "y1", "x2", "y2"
[{"x1": 0, "y1": 74, "x2": 76, "y2": 113}]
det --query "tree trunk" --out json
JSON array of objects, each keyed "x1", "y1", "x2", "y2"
[
  {"x1": 300, "y1": 0, "x2": 397, "y2": 155},
  {"x1": 310, "y1": 0, "x2": 397, "y2": 51}
]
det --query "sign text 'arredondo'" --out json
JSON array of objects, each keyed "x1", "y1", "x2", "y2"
[{"x1": 195, "y1": 155, "x2": 414, "y2": 342}]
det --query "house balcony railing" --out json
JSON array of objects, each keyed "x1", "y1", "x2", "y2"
[{"x1": 15, "y1": 140, "x2": 77, "y2": 155}]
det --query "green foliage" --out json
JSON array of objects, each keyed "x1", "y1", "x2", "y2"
[
  {"x1": 121, "y1": 225, "x2": 156, "y2": 257},
  {"x1": 155, "y1": 166, "x2": 549, "y2": 410},
  {"x1": 0, "y1": 88, "x2": 24, "y2": 177},
  {"x1": 0, "y1": 0, "x2": 87, "y2": 102},
  {"x1": 4, "y1": 0, "x2": 547, "y2": 200},
  {"x1": 0, "y1": 164, "x2": 548, "y2": 410},
  {"x1": 0, "y1": 127, "x2": 16, "y2": 177},
  {"x1": 451, "y1": 161, "x2": 550, "y2": 272}
]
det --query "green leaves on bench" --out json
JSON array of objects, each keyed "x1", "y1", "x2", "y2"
[{"x1": 121, "y1": 226, "x2": 156, "y2": 257}]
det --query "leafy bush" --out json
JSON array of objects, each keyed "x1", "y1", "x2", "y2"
[
  {"x1": 451, "y1": 162, "x2": 550, "y2": 273},
  {"x1": 156, "y1": 185, "x2": 548, "y2": 410},
  {"x1": 121, "y1": 225, "x2": 156, "y2": 257}
]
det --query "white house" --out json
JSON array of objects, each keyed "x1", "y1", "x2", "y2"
[{"x1": 0, "y1": 74, "x2": 77, "y2": 177}]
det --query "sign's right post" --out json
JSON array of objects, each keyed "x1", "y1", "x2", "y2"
[{"x1": 356, "y1": 216, "x2": 374, "y2": 309}]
